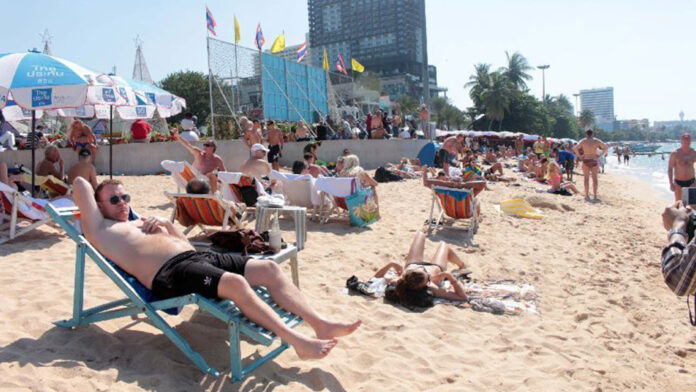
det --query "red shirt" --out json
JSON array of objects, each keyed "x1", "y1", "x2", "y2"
[{"x1": 130, "y1": 120, "x2": 151, "y2": 140}]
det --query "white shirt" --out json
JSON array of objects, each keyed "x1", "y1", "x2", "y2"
[
  {"x1": 180, "y1": 118, "x2": 195, "y2": 131},
  {"x1": 180, "y1": 129, "x2": 200, "y2": 142},
  {"x1": 399, "y1": 130, "x2": 411, "y2": 139}
]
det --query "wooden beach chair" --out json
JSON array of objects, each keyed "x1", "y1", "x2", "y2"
[
  {"x1": 44, "y1": 203, "x2": 302, "y2": 381},
  {"x1": 161, "y1": 160, "x2": 205, "y2": 193},
  {"x1": 428, "y1": 186, "x2": 479, "y2": 246},
  {"x1": 164, "y1": 192, "x2": 246, "y2": 235}
]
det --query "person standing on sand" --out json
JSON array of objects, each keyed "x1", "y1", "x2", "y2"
[
  {"x1": 668, "y1": 133, "x2": 696, "y2": 202},
  {"x1": 67, "y1": 148, "x2": 98, "y2": 189},
  {"x1": 266, "y1": 120, "x2": 284, "y2": 171},
  {"x1": 573, "y1": 129, "x2": 609, "y2": 201}
]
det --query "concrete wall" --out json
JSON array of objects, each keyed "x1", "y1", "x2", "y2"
[{"x1": 0, "y1": 139, "x2": 429, "y2": 175}]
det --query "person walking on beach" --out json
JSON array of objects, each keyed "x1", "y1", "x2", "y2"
[
  {"x1": 616, "y1": 147, "x2": 622, "y2": 164},
  {"x1": 574, "y1": 129, "x2": 608, "y2": 201},
  {"x1": 71, "y1": 177, "x2": 361, "y2": 360},
  {"x1": 668, "y1": 133, "x2": 696, "y2": 201}
]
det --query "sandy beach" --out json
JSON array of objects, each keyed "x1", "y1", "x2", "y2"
[{"x1": 1, "y1": 168, "x2": 695, "y2": 391}]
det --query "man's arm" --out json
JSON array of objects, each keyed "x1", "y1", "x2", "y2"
[
  {"x1": 72, "y1": 177, "x2": 104, "y2": 236},
  {"x1": 89, "y1": 166, "x2": 98, "y2": 189},
  {"x1": 668, "y1": 153, "x2": 676, "y2": 187},
  {"x1": 215, "y1": 156, "x2": 226, "y2": 171},
  {"x1": 140, "y1": 216, "x2": 188, "y2": 241},
  {"x1": 172, "y1": 128, "x2": 201, "y2": 156}
]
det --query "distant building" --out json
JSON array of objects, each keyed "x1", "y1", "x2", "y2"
[
  {"x1": 307, "y1": 0, "x2": 442, "y2": 101},
  {"x1": 654, "y1": 119, "x2": 696, "y2": 130},
  {"x1": 580, "y1": 87, "x2": 614, "y2": 131},
  {"x1": 616, "y1": 118, "x2": 650, "y2": 131}
]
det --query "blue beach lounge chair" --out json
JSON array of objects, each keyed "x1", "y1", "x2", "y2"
[{"x1": 45, "y1": 203, "x2": 303, "y2": 381}]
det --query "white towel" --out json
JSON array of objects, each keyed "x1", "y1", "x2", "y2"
[
  {"x1": 270, "y1": 170, "x2": 319, "y2": 206},
  {"x1": 217, "y1": 171, "x2": 243, "y2": 185},
  {"x1": 314, "y1": 176, "x2": 356, "y2": 198},
  {"x1": 160, "y1": 160, "x2": 186, "y2": 174}
]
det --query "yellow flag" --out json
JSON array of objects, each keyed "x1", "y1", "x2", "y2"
[
  {"x1": 234, "y1": 15, "x2": 241, "y2": 44},
  {"x1": 351, "y1": 58, "x2": 365, "y2": 73},
  {"x1": 322, "y1": 48, "x2": 329, "y2": 71},
  {"x1": 270, "y1": 33, "x2": 285, "y2": 53}
]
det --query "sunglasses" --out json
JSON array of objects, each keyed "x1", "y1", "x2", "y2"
[{"x1": 103, "y1": 194, "x2": 131, "y2": 205}]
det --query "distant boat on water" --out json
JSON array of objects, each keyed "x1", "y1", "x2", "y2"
[{"x1": 628, "y1": 143, "x2": 661, "y2": 153}]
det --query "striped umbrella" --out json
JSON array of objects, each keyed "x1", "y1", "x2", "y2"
[{"x1": 0, "y1": 51, "x2": 122, "y2": 195}]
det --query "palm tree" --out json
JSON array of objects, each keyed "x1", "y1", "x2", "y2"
[
  {"x1": 578, "y1": 109, "x2": 595, "y2": 130},
  {"x1": 554, "y1": 94, "x2": 573, "y2": 114},
  {"x1": 500, "y1": 51, "x2": 533, "y2": 91},
  {"x1": 481, "y1": 72, "x2": 513, "y2": 131},
  {"x1": 464, "y1": 63, "x2": 491, "y2": 108},
  {"x1": 431, "y1": 97, "x2": 448, "y2": 128}
]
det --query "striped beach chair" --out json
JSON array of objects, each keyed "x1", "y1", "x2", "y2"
[
  {"x1": 428, "y1": 186, "x2": 478, "y2": 246},
  {"x1": 161, "y1": 160, "x2": 205, "y2": 192},
  {"x1": 165, "y1": 192, "x2": 245, "y2": 235},
  {"x1": 45, "y1": 203, "x2": 302, "y2": 381},
  {"x1": 218, "y1": 171, "x2": 267, "y2": 207}
]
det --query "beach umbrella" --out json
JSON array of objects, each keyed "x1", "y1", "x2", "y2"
[{"x1": 0, "y1": 51, "x2": 122, "y2": 195}]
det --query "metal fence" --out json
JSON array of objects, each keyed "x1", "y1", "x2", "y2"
[{"x1": 207, "y1": 37, "x2": 329, "y2": 125}]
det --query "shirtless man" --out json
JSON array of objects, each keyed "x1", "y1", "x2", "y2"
[
  {"x1": 36, "y1": 145, "x2": 65, "y2": 179},
  {"x1": 67, "y1": 148, "x2": 98, "y2": 189},
  {"x1": 172, "y1": 128, "x2": 226, "y2": 194},
  {"x1": 515, "y1": 136, "x2": 524, "y2": 155},
  {"x1": 573, "y1": 129, "x2": 609, "y2": 201},
  {"x1": 71, "y1": 177, "x2": 360, "y2": 359},
  {"x1": 242, "y1": 120, "x2": 263, "y2": 149},
  {"x1": 668, "y1": 134, "x2": 696, "y2": 201},
  {"x1": 266, "y1": 120, "x2": 284, "y2": 171},
  {"x1": 304, "y1": 153, "x2": 330, "y2": 178},
  {"x1": 240, "y1": 144, "x2": 271, "y2": 179},
  {"x1": 67, "y1": 120, "x2": 97, "y2": 162},
  {"x1": 295, "y1": 121, "x2": 310, "y2": 141}
]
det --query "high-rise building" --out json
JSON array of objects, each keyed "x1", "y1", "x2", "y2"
[
  {"x1": 307, "y1": 0, "x2": 441, "y2": 101},
  {"x1": 580, "y1": 87, "x2": 614, "y2": 131}
]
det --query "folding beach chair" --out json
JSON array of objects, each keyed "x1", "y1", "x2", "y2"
[
  {"x1": 269, "y1": 171, "x2": 319, "y2": 220},
  {"x1": 45, "y1": 203, "x2": 302, "y2": 381},
  {"x1": 161, "y1": 160, "x2": 205, "y2": 192},
  {"x1": 428, "y1": 186, "x2": 479, "y2": 246},
  {"x1": 165, "y1": 192, "x2": 245, "y2": 235},
  {"x1": 218, "y1": 171, "x2": 267, "y2": 208},
  {"x1": 313, "y1": 176, "x2": 357, "y2": 223},
  {"x1": 0, "y1": 182, "x2": 74, "y2": 244}
]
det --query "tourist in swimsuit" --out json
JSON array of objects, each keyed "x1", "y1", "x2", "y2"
[
  {"x1": 668, "y1": 133, "x2": 696, "y2": 201},
  {"x1": 371, "y1": 231, "x2": 470, "y2": 309},
  {"x1": 573, "y1": 129, "x2": 609, "y2": 201}
]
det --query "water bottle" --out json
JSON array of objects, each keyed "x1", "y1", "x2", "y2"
[{"x1": 269, "y1": 211, "x2": 281, "y2": 253}]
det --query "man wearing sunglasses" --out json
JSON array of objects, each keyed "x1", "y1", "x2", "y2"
[
  {"x1": 72, "y1": 178, "x2": 360, "y2": 360},
  {"x1": 172, "y1": 128, "x2": 226, "y2": 194}
]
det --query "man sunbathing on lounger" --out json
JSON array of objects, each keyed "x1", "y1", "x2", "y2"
[
  {"x1": 422, "y1": 170, "x2": 486, "y2": 197},
  {"x1": 72, "y1": 177, "x2": 361, "y2": 359},
  {"x1": 172, "y1": 128, "x2": 226, "y2": 194},
  {"x1": 373, "y1": 231, "x2": 470, "y2": 308}
]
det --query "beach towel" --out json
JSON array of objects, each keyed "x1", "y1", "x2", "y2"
[
  {"x1": 499, "y1": 199, "x2": 545, "y2": 219},
  {"x1": 314, "y1": 176, "x2": 356, "y2": 198}
]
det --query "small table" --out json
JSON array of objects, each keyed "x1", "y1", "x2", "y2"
[{"x1": 255, "y1": 205, "x2": 307, "y2": 251}]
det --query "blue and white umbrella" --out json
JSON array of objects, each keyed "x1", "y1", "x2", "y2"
[
  {"x1": 110, "y1": 75, "x2": 185, "y2": 120},
  {"x1": 0, "y1": 51, "x2": 124, "y2": 111}
]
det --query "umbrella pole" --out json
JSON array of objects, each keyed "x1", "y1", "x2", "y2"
[
  {"x1": 109, "y1": 106, "x2": 113, "y2": 179},
  {"x1": 30, "y1": 110, "x2": 36, "y2": 197}
]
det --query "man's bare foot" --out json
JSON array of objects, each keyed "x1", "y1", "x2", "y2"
[
  {"x1": 293, "y1": 337, "x2": 338, "y2": 360},
  {"x1": 315, "y1": 319, "x2": 362, "y2": 339}
]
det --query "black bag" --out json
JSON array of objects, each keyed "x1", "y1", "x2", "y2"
[
  {"x1": 233, "y1": 185, "x2": 259, "y2": 206},
  {"x1": 374, "y1": 166, "x2": 403, "y2": 183},
  {"x1": 208, "y1": 229, "x2": 273, "y2": 255}
]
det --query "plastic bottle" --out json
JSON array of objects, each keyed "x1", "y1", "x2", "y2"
[{"x1": 269, "y1": 211, "x2": 282, "y2": 252}]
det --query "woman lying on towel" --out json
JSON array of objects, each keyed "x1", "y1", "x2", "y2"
[{"x1": 375, "y1": 231, "x2": 471, "y2": 309}]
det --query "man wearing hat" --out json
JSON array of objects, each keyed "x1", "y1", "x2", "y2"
[
  {"x1": 67, "y1": 148, "x2": 98, "y2": 189},
  {"x1": 172, "y1": 128, "x2": 226, "y2": 194},
  {"x1": 241, "y1": 143, "x2": 271, "y2": 179}
]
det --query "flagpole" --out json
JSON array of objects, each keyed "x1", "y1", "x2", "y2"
[
  {"x1": 258, "y1": 47, "x2": 265, "y2": 121},
  {"x1": 206, "y1": 30, "x2": 216, "y2": 139},
  {"x1": 234, "y1": 42, "x2": 239, "y2": 115}
]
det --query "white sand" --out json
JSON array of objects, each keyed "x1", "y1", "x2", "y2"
[{"x1": 1, "y1": 168, "x2": 695, "y2": 391}]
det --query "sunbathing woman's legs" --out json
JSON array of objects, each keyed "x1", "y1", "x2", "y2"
[
  {"x1": 0, "y1": 162, "x2": 8, "y2": 185},
  {"x1": 430, "y1": 241, "x2": 467, "y2": 271},
  {"x1": 405, "y1": 230, "x2": 426, "y2": 264}
]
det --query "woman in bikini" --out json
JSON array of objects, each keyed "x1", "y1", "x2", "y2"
[
  {"x1": 546, "y1": 160, "x2": 580, "y2": 195},
  {"x1": 372, "y1": 231, "x2": 470, "y2": 309}
]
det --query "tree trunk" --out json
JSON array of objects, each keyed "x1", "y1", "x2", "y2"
[
  {"x1": 499, "y1": 118, "x2": 503, "y2": 131},
  {"x1": 488, "y1": 119, "x2": 493, "y2": 131}
]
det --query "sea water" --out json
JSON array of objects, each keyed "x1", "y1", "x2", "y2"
[{"x1": 604, "y1": 143, "x2": 677, "y2": 201}]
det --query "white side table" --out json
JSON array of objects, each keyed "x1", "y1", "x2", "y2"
[{"x1": 255, "y1": 205, "x2": 307, "y2": 251}]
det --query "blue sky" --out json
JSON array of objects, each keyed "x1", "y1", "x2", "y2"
[{"x1": 2, "y1": 0, "x2": 694, "y2": 122}]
